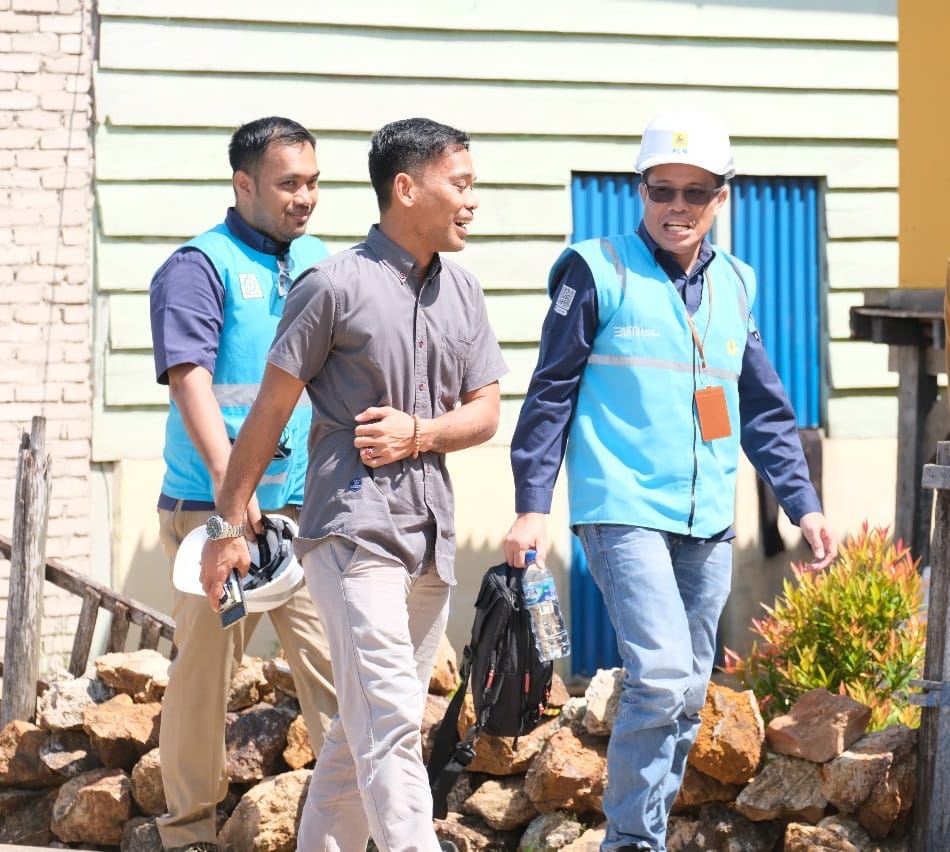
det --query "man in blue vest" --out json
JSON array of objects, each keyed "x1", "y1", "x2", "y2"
[
  {"x1": 149, "y1": 116, "x2": 337, "y2": 852},
  {"x1": 503, "y1": 106, "x2": 837, "y2": 852}
]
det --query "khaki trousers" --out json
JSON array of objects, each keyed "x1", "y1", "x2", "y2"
[
  {"x1": 296, "y1": 536, "x2": 450, "y2": 852},
  {"x1": 155, "y1": 505, "x2": 336, "y2": 849}
]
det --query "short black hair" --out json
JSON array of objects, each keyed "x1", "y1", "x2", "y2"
[
  {"x1": 368, "y1": 117, "x2": 470, "y2": 210},
  {"x1": 229, "y1": 116, "x2": 316, "y2": 176}
]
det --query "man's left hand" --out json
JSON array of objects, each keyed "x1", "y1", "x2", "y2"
[
  {"x1": 799, "y1": 511, "x2": 837, "y2": 570},
  {"x1": 354, "y1": 406, "x2": 415, "y2": 466}
]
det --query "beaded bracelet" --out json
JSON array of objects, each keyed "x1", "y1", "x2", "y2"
[{"x1": 412, "y1": 414, "x2": 421, "y2": 459}]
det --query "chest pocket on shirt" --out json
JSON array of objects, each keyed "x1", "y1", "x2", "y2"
[{"x1": 437, "y1": 333, "x2": 472, "y2": 405}]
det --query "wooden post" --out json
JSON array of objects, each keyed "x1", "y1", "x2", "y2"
[
  {"x1": 914, "y1": 440, "x2": 950, "y2": 850},
  {"x1": 895, "y1": 345, "x2": 937, "y2": 565},
  {"x1": 1, "y1": 417, "x2": 51, "y2": 727}
]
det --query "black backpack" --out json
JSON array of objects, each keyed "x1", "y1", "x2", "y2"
[{"x1": 426, "y1": 561, "x2": 554, "y2": 818}]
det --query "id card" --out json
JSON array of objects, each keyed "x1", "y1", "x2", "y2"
[{"x1": 694, "y1": 385, "x2": 732, "y2": 442}]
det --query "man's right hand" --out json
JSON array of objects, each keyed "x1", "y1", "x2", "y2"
[
  {"x1": 503, "y1": 512, "x2": 549, "y2": 568},
  {"x1": 200, "y1": 535, "x2": 251, "y2": 611}
]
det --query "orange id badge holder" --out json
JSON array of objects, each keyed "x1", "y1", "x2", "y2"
[{"x1": 694, "y1": 385, "x2": 732, "y2": 442}]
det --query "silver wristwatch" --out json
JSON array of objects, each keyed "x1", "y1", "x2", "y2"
[{"x1": 206, "y1": 514, "x2": 245, "y2": 541}]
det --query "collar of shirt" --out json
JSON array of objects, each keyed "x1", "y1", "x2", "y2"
[
  {"x1": 365, "y1": 224, "x2": 442, "y2": 287},
  {"x1": 636, "y1": 221, "x2": 715, "y2": 307},
  {"x1": 225, "y1": 207, "x2": 290, "y2": 257}
]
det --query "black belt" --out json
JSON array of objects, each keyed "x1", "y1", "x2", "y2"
[{"x1": 157, "y1": 493, "x2": 215, "y2": 512}]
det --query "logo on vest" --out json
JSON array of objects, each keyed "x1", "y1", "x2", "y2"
[
  {"x1": 726, "y1": 339, "x2": 739, "y2": 356},
  {"x1": 238, "y1": 273, "x2": 264, "y2": 299},
  {"x1": 613, "y1": 325, "x2": 660, "y2": 339},
  {"x1": 553, "y1": 284, "x2": 576, "y2": 316}
]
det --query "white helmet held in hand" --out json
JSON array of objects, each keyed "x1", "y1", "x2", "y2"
[
  {"x1": 173, "y1": 513, "x2": 304, "y2": 612},
  {"x1": 635, "y1": 106, "x2": 736, "y2": 179}
]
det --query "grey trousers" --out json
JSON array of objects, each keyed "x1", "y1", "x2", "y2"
[{"x1": 296, "y1": 536, "x2": 449, "y2": 852}]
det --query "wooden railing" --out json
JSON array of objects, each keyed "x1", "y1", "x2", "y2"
[
  {"x1": 0, "y1": 534, "x2": 175, "y2": 672},
  {"x1": 1, "y1": 417, "x2": 175, "y2": 726}
]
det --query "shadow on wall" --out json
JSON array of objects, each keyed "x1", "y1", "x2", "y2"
[
  {"x1": 111, "y1": 449, "x2": 533, "y2": 664},
  {"x1": 722, "y1": 532, "x2": 817, "y2": 661},
  {"x1": 108, "y1": 439, "x2": 901, "y2": 682},
  {"x1": 114, "y1": 521, "x2": 178, "y2": 658},
  {"x1": 557, "y1": 519, "x2": 819, "y2": 680},
  {"x1": 109, "y1": 459, "x2": 176, "y2": 654},
  {"x1": 116, "y1": 524, "x2": 799, "y2": 685}
]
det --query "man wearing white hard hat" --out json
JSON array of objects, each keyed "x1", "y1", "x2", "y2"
[{"x1": 504, "y1": 107, "x2": 836, "y2": 851}]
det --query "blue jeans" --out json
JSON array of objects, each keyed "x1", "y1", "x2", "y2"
[{"x1": 577, "y1": 524, "x2": 733, "y2": 852}]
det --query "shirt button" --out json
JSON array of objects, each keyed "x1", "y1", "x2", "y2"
[
  {"x1": 418, "y1": 383, "x2": 425, "y2": 390},
  {"x1": 418, "y1": 340, "x2": 424, "y2": 348},
  {"x1": 399, "y1": 272, "x2": 407, "y2": 280}
]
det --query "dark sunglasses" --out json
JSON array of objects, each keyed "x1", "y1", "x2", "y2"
[
  {"x1": 643, "y1": 184, "x2": 723, "y2": 206},
  {"x1": 275, "y1": 253, "x2": 295, "y2": 297}
]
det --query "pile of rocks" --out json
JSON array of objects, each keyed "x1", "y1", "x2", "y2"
[{"x1": 0, "y1": 644, "x2": 917, "y2": 851}]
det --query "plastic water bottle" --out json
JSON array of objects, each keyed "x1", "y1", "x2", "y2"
[{"x1": 521, "y1": 548, "x2": 571, "y2": 662}]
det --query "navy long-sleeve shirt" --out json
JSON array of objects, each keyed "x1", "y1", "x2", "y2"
[{"x1": 510, "y1": 222, "x2": 822, "y2": 540}]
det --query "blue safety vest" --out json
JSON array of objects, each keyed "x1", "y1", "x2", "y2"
[
  {"x1": 160, "y1": 223, "x2": 329, "y2": 508},
  {"x1": 558, "y1": 235, "x2": 755, "y2": 537}
]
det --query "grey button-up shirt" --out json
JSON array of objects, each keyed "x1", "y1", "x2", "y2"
[{"x1": 267, "y1": 225, "x2": 508, "y2": 584}]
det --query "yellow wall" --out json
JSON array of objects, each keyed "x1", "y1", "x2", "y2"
[{"x1": 899, "y1": 0, "x2": 950, "y2": 287}]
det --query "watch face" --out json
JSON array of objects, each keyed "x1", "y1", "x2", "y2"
[
  {"x1": 207, "y1": 515, "x2": 243, "y2": 540},
  {"x1": 207, "y1": 516, "x2": 224, "y2": 539}
]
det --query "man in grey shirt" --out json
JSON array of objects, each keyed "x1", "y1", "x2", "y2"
[{"x1": 200, "y1": 117, "x2": 507, "y2": 851}]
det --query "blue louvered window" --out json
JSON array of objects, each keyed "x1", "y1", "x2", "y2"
[
  {"x1": 571, "y1": 172, "x2": 644, "y2": 240},
  {"x1": 730, "y1": 177, "x2": 822, "y2": 428}
]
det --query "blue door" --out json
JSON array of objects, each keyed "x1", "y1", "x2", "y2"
[{"x1": 566, "y1": 172, "x2": 823, "y2": 677}]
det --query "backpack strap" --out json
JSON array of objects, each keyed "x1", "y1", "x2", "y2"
[
  {"x1": 427, "y1": 645, "x2": 479, "y2": 819},
  {"x1": 426, "y1": 562, "x2": 522, "y2": 819},
  {"x1": 429, "y1": 724, "x2": 477, "y2": 820}
]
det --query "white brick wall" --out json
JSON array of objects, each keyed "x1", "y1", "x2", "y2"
[{"x1": 0, "y1": 0, "x2": 93, "y2": 675}]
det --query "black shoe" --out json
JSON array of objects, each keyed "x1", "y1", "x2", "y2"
[{"x1": 166, "y1": 845, "x2": 218, "y2": 852}]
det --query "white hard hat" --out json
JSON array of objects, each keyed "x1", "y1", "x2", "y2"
[
  {"x1": 635, "y1": 107, "x2": 736, "y2": 179},
  {"x1": 173, "y1": 514, "x2": 304, "y2": 612}
]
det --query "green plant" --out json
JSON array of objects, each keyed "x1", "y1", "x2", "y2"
[{"x1": 723, "y1": 522, "x2": 925, "y2": 731}]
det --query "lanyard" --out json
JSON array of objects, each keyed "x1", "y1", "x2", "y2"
[{"x1": 683, "y1": 269, "x2": 714, "y2": 372}]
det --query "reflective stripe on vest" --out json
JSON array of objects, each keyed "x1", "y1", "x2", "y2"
[
  {"x1": 587, "y1": 352, "x2": 740, "y2": 382},
  {"x1": 212, "y1": 385, "x2": 311, "y2": 409}
]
